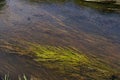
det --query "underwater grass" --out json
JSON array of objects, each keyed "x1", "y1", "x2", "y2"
[
  {"x1": 24, "y1": 42, "x2": 117, "y2": 79},
  {"x1": 3, "y1": 41, "x2": 119, "y2": 80}
]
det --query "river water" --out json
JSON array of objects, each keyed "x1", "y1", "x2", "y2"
[{"x1": 0, "y1": 0, "x2": 120, "y2": 79}]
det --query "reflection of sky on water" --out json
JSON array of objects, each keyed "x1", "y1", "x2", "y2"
[{"x1": 0, "y1": 0, "x2": 120, "y2": 43}]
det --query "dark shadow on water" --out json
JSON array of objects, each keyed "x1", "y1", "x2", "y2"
[
  {"x1": 0, "y1": 0, "x2": 6, "y2": 10},
  {"x1": 74, "y1": 0, "x2": 120, "y2": 13},
  {"x1": 28, "y1": 0, "x2": 120, "y2": 13}
]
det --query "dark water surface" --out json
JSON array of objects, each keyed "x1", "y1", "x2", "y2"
[{"x1": 0, "y1": 0, "x2": 120, "y2": 79}]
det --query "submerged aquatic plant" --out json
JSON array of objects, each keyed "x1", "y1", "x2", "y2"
[
  {"x1": 3, "y1": 74, "x2": 9, "y2": 80},
  {"x1": 2, "y1": 74, "x2": 28, "y2": 80},
  {"x1": 18, "y1": 74, "x2": 28, "y2": 80}
]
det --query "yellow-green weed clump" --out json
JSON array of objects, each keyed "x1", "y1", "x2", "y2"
[
  {"x1": 27, "y1": 43, "x2": 116, "y2": 79},
  {"x1": 31, "y1": 44, "x2": 89, "y2": 65}
]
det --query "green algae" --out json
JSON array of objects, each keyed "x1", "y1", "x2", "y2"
[
  {"x1": 30, "y1": 44, "x2": 89, "y2": 65},
  {"x1": 24, "y1": 42, "x2": 118, "y2": 80}
]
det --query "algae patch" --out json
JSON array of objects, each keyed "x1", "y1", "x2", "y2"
[
  {"x1": 30, "y1": 44, "x2": 89, "y2": 65},
  {"x1": 26, "y1": 43, "x2": 116, "y2": 80}
]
